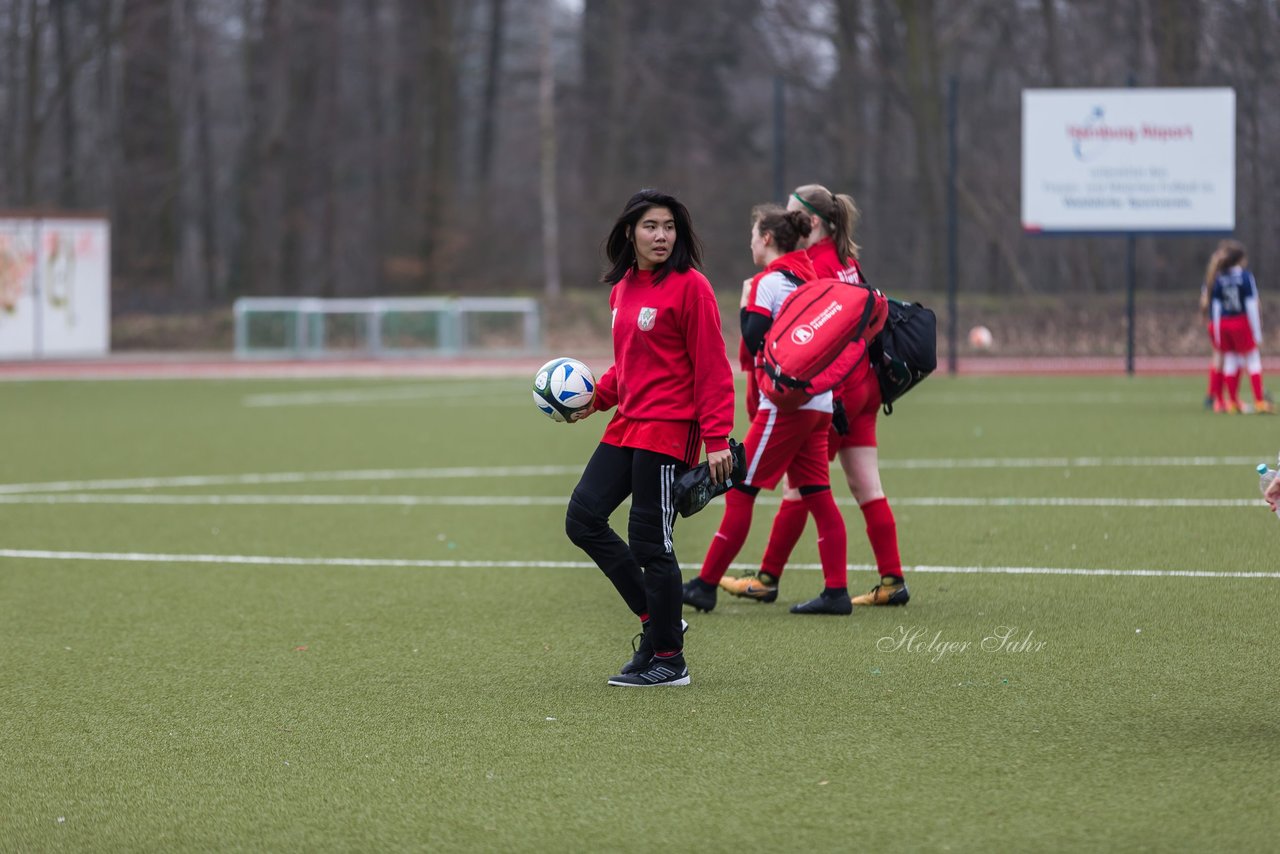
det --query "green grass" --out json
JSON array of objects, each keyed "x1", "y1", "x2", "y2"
[{"x1": 2, "y1": 374, "x2": 1279, "y2": 852}]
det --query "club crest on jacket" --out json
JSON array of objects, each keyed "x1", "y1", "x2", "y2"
[{"x1": 637, "y1": 307, "x2": 657, "y2": 331}]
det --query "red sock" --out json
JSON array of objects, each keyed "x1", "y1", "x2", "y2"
[
  {"x1": 698, "y1": 489, "x2": 755, "y2": 585},
  {"x1": 1209, "y1": 369, "x2": 1224, "y2": 407},
  {"x1": 860, "y1": 497, "x2": 902, "y2": 578},
  {"x1": 760, "y1": 499, "x2": 808, "y2": 580},
  {"x1": 1250, "y1": 372, "x2": 1265, "y2": 403},
  {"x1": 802, "y1": 489, "x2": 847, "y2": 589},
  {"x1": 1226, "y1": 373, "x2": 1242, "y2": 406}
]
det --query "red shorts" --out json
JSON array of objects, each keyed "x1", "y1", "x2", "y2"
[
  {"x1": 1215, "y1": 316, "x2": 1257, "y2": 354},
  {"x1": 1205, "y1": 321, "x2": 1219, "y2": 352},
  {"x1": 742, "y1": 407, "x2": 832, "y2": 491},
  {"x1": 828, "y1": 362, "x2": 880, "y2": 455}
]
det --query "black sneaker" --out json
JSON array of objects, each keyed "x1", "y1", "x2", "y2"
[
  {"x1": 620, "y1": 619, "x2": 689, "y2": 675},
  {"x1": 790, "y1": 589, "x2": 853, "y2": 615},
  {"x1": 608, "y1": 656, "x2": 691, "y2": 687},
  {"x1": 682, "y1": 578, "x2": 717, "y2": 613}
]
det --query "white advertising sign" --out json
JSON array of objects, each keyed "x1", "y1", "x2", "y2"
[
  {"x1": 1022, "y1": 88, "x2": 1235, "y2": 233},
  {"x1": 0, "y1": 215, "x2": 110, "y2": 359},
  {"x1": 0, "y1": 219, "x2": 38, "y2": 359},
  {"x1": 38, "y1": 218, "x2": 111, "y2": 356}
]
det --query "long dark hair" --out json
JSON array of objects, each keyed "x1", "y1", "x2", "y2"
[{"x1": 601, "y1": 189, "x2": 703, "y2": 285}]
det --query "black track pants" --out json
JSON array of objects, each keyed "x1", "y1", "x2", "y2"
[{"x1": 565, "y1": 442, "x2": 687, "y2": 654}]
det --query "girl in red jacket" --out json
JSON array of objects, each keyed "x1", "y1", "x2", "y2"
[
  {"x1": 682, "y1": 204, "x2": 853, "y2": 615},
  {"x1": 566, "y1": 189, "x2": 736, "y2": 688},
  {"x1": 719, "y1": 183, "x2": 909, "y2": 609}
]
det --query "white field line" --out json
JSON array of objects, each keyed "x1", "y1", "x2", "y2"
[
  {"x1": 241, "y1": 384, "x2": 521, "y2": 408},
  {"x1": 1, "y1": 548, "x2": 1277, "y2": 579},
  {"x1": 914, "y1": 392, "x2": 1183, "y2": 404},
  {"x1": 0, "y1": 493, "x2": 1264, "y2": 509},
  {"x1": 240, "y1": 389, "x2": 1196, "y2": 408},
  {"x1": 0, "y1": 456, "x2": 1263, "y2": 496},
  {"x1": 0, "y1": 465, "x2": 582, "y2": 495},
  {"x1": 0, "y1": 493, "x2": 570, "y2": 507},
  {"x1": 877, "y1": 455, "x2": 1262, "y2": 470}
]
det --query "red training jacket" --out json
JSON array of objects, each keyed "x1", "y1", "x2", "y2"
[
  {"x1": 593, "y1": 267, "x2": 735, "y2": 455},
  {"x1": 806, "y1": 237, "x2": 864, "y2": 283}
]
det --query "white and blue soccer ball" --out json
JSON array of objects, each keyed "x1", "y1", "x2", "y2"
[{"x1": 532, "y1": 357, "x2": 596, "y2": 422}]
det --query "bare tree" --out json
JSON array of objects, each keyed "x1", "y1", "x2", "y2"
[
  {"x1": 477, "y1": 0, "x2": 505, "y2": 191},
  {"x1": 118, "y1": 0, "x2": 179, "y2": 292},
  {"x1": 538, "y1": 0, "x2": 561, "y2": 298}
]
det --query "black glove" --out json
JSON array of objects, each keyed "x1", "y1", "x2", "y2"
[
  {"x1": 831, "y1": 399, "x2": 850, "y2": 436},
  {"x1": 672, "y1": 439, "x2": 748, "y2": 518}
]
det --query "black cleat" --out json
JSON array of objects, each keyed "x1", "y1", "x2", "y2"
[
  {"x1": 682, "y1": 578, "x2": 717, "y2": 613},
  {"x1": 672, "y1": 440, "x2": 748, "y2": 518},
  {"x1": 620, "y1": 619, "x2": 689, "y2": 675},
  {"x1": 608, "y1": 656, "x2": 691, "y2": 687},
  {"x1": 790, "y1": 589, "x2": 853, "y2": 615}
]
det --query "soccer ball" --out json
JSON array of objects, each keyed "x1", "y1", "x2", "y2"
[
  {"x1": 968, "y1": 325, "x2": 993, "y2": 350},
  {"x1": 532, "y1": 357, "x2": 596, "y2": 422}
]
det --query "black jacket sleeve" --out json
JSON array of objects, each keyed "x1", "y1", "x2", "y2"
[{"x1": 740, "y1": 309, "x2": 772, "y2": 356}]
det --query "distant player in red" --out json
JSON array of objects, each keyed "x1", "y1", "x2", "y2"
[
  {"x1": 682, "y1": 204, "x2": 853, "y2": 615},
  {"x1": 1207, "y1": 240, "x2": 1271, "y2": 414},
  {"x1": 719, "y1": 183, "x2": 909, "y2": 608},
  {"x1": 1199, "y1": 272, "x2": 1224, "y2": 410},
  {"x1": 566, "y1": 189, "x2": 735, "y2": 688}
]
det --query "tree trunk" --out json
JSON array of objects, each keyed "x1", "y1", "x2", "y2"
[
  {"x1": 20, "y1": 0, "x2": 41, "y2": 205},
  {"x1": 538, "y1": 0, "x2": 560, "y2": 299},
  {"x1": 362, "y1": 0, "x2": 385, "y2": 295},
  {"x1": 186, "y1": 0, "x2": 220, "y2": 302},
  {"x1": 833, "y1": 0, "x2": 863, "y2": 198},
  {"x1": 119, "y1": 0, "x2": 179, "y2": 291},
  {"x1": 422, "y1": 0, "x2": 458, "y2": 291},
  {"x1": 581, "y1": 0, "x2": 629, "y2": 230},
  {"x1": 54, "y1": 0, "x2": 78, "y2": 206},
  {"x1": 477, "y1": 0, "x2": 504, "y2": 190},
  {"x1": 1039, "y1": 0, "x2": 1062, "y2": 86},
  {"x1": 1150, "y1": 0, "x2": 1201, "y2": 85},
  {"x1": 317, "y1": 5, "x2": 340, "y2": 298},
  {"x1": 897, "y1": 0, "x2": 944, "y2": 288}
]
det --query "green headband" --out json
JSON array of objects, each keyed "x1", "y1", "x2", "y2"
[{"x1": 792, "y1": 192, "x2": 832, "y2": 225}]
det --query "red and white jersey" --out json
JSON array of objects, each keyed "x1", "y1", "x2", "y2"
[
  {"x1": 593, "y1": 267, "x2": 735, "y2": 457},
  {"x1": 806, "y1": 237, "x2": 864, "y2": 284},
  {"x1": 808, "y1": 238, "x2": 879, "y2": 450},
  {"x1": 746, "y1": 249, "x2": 831, "y2": 415}
]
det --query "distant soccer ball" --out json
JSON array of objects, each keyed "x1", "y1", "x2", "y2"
[
  {"x1": 968, "y1": 325, "x2": 993, "y2": 350},
  {"x1": 532, "y1": 357, "x2": 596, "y2": 422}
]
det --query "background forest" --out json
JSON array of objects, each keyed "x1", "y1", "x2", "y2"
[{"x1": 1, "y1": 0, "x2": 1274, "y2": 351}]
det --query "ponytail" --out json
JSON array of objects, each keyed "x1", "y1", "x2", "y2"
[
  {"x1": 830, "y1": 193, "x2": 861, "y2": 264},
  {"x1": 792, "y1": 183, "x2": 861, "y2": 265}
]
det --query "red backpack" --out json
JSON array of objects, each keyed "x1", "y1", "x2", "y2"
[{"x1": 758, "y1": 278, "x2": 889, "y2": 411}]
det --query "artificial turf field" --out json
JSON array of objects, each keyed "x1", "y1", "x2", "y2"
[{"x1": 2, "y1": 372, "x2": 1278, "y2": 852}]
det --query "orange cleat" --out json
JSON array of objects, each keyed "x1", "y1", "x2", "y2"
[
  {"x1": 718, "y1": 573, "x2": 779, "y2": 603},
  {"x1": 851, "y1": 577, "x2": 911, "y2": 606}
]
